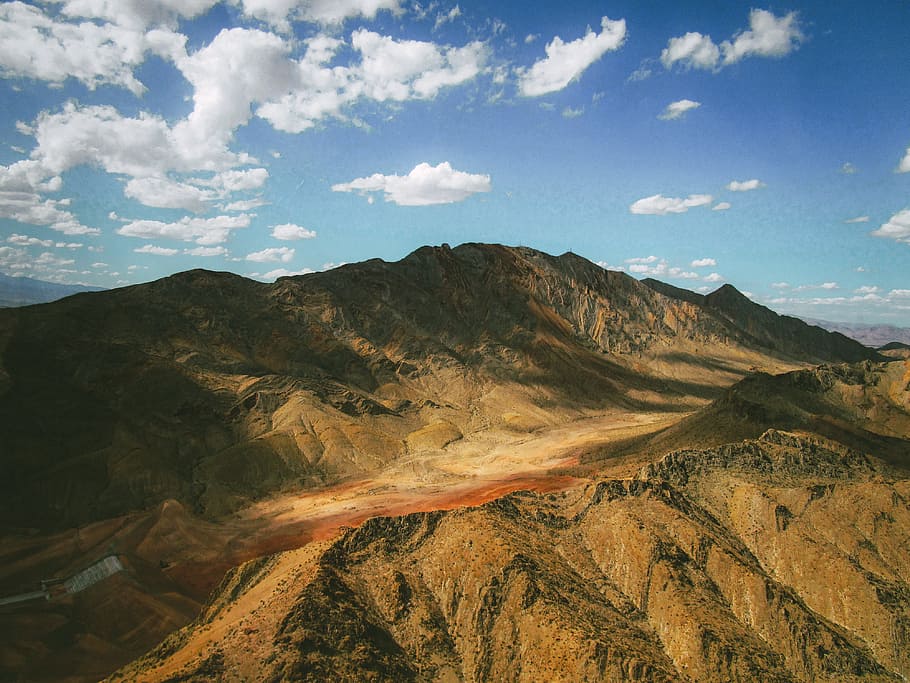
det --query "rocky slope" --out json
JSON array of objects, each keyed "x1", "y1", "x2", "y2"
[
  {"x1": 112, "y1": 430, "x2": 910, "y2": 682},
  {"x1": 0, "y1": 244, "x2": 877, "y2": 530},
  {"x1": 588, "y1": 360, "x2": 910, "y2": 468}
]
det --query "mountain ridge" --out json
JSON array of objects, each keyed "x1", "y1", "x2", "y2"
[{"x1": 0, "y1": 243, "x2": 879, "y2": 530}]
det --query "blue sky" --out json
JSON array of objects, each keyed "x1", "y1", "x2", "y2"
[{"x1": 0, "y1": 0, "x2": 908, "y2": 324}]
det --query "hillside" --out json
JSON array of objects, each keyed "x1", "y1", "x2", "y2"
[
  {"x1": 0, "y1": 244, "x2": 876, "y2": 530},
  {"x1": 112, "y1": 429, "x2": 910, "y2": 682}
]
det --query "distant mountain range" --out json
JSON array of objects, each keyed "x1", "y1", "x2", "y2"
[
  {"x1": 801, "y1": 316, "x2": 910, "y2": 348},
  {"x1": 0, "y1": 272, "x2": 105, "y2": 307}
]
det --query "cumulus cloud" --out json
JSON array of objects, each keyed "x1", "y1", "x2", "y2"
[
  {"x1": 0, "y1": 160, "x2": 99, "y2": 235},
  {"x1": 712, "y1": 201, "x2": 731, "y2": 211},
  {"x1": 352, "y1": 29, "x2": 487, "y2": 101},
  {"x1": 691, "y1": 257, "x2": 716, "y2": 267},
  {"x1": 8, "y1": 233, "x2": 53, "y2": 247},
  {"x1": 518, "y1": 16, "x2": 626, "y2": 97},
  {"x1": 45, "y1": 0, "x2": 219, "y2": 30},
  {"x1": 844, "y1": 215, "x2": 869, "y2": 224},
  {"x1": 703, "y1": 272, "x2": 724, "y2": 283},
  {"x1": 871, "y1": 209, "x2": 910, "y2": 245},
  {"x1": 855, "y1": 285, "x2": 880, "y2": 295},
  {"x1": 662, "y1": 9, "x2": 802, "y2": 72},
  {"x1": 239, "y1": 0, "x2": 403, "y2": 29},
  {"x1": 332, "y1": 161, "x2": 491, "y2": 206},
  {"x1": 118, "y1": 214, "x2": 251, "y2": 245},
  {"x1": 726, "y1": 179, "x2": 764, "y2": 192},
  {"x1": 624, "y1": 257, "x2": 699, "y2": 280},
  {"x1": 562, "y1": 106, "x2": 584, "y2": 119},
  {"x1": 629, "y1": 193, "x2": 712, "y2": 215},
  {"x1": 124, "y1": 176, "x2": 214, "y2": 213},
  {"x1": 0, "y1": 2, "x2": 181, "y2": 95},
  {"x1": 184, "y1": 245, "x2": 228, "y2": 257},
  {"x1": 246, "y1": 246, "x2": 295, "y2": 263},
  {"x1": 252, "y1": 267, "x2": 315, "y2": 280},
  {"x1": 840, "y1": 162, "x2": 858, "y2": 175},
  {"x1": 658, "y1": 99, "x2": 700, "y2": 120},
  {"x1": 272, "y1": 223, "x2": 317, "y2": 240},
  {"x1": 722, "y1": 9, "x2": 804, "y2": 64},
  {"x1": 32, "y1": 103, "x2": 245, "y2": 178},
  {"x1": 258, "y1": 31, "x2": 487, "y2": 133},
  {"x1": 134, "y1": 244, "x2": 179, "y2": 255},
  {"x1": 661, "y1": 32, "x2": 720, "y2": 70}
]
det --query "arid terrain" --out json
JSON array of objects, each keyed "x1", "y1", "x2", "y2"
[{"x1": 1, "y1": 244, "x2": 906, "y2": 682}]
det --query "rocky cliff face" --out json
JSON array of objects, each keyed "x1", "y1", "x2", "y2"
[
  {"x1": 1, "y1": 244, "x2": 874, "y2": 530},
  {"x1": 114, "y1": 430, "x2": 909, "y2": 682}
]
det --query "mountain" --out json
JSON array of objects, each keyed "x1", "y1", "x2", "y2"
[
  {"x1": 0, "y1": 244, "x2": 904, "y2": 683},
  {"x1": 112, "y1": 429, "x2": 910, "y2": 682},
  {"x1": 801, "y1": 317, "x2": 910, "y2": 348},
  {"x1": 644, "y1": 280, "x2": 876, "y2": 363},
  {"x1": 0, "y1": 272, "x2": 105, "y2": 307},
  {"x1": 581, "y1": 359, "x2": 910, "y2": 471},
  {"x1": 0, "y1": 243, "x2": 877, "y2": 531}
]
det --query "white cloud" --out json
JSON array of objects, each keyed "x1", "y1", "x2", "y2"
[
  {"x1": 239, "y1": 0, "x2": 403, "y2": 29},
  {"x1": 658, "y1": 99, "x2": 700, "y2": 120},
  {"x1": 332, "y1": 161, "x2": 491, "y2": 206},
  {"x1": 662, "y1": 9, "x2": 802, "y2": 72},
  {"x1": 691, "y1": 257, "x2": 716, "y2": 267},
  {"x1": 625, "y1": 257, "x2": 699, "y2": 280},
  {"x1": 134, "y1": 244, "x2": 179, "y2": 255},
  {"x1": 32, "y1": 103, "x2": 244, "y2": 178},
  {"x1": 625, "y1": 255, "x2": 659, "y2": 264},
  {"x1": 562, "y1": 106, "x2": 584, "y2": 119},
  {"x1": 721, "y1": 9, "x2": 803, "y2": 65},
  {"x1": 726, "y1": 179, "x2": 764, "y2": 192},
  {"x1": 8, "y1": 233, "x2": 53, "y2": 247},
  {"x1": 352, "y1": 29, "x2": 487, "y2": 101},
  {"x1": 703, "y1": 272, "x2": 724, "y2": 283},
  {"x1": 258, "y1": 31, "x2": 487, "y2": 133},
  {"x1": 0, "y1": 2, "x2": 174, "y2": 95},
  {"x1": 771, "y1": 282, "x2": 789, "y2": 289},
  {"x1": 223, "y1": 197, "x2": 269, "y2": 212},
  {"x1": 889, "y1": 289, "x2": 910, "y2": 298},
  {"x1": 793, "y1": 282, "x2": 839, "y2": 292},
  {"x1": 845, "y1": 215, "x2": 870, "y2": 224},
  {"x1": 124, "y1": 176, "x2": 214, "y2": 212},
  {"x1": 898, "y1": 147, "x2": 910, "y2": 173},
  {"x1": 840, "y1": 162, "x2": 858, "y2": 175},
  {"x1": 118, "y1": 214, "x2": 251, "y2": 244},
  {"x1": 272, "y1": 223, "x2": 317, "y2": 240},
  {"x1": 184, "y1": 245, "x2": 228, "y2": 257},
  {"x1": 629, "y1": 193, "x2": 713, "y2": 215},
  {"x1": 518, "y1": 16, "x2": 626, "y2": 97},
  {"x1": 855, "y1": 285, "x2": 880, "y2": 295},
  {"x1": 252, "y1": 267, "x2": 315, "y2": 280},
  {"x1": 524, "y1": 33, "x2": 539, "y2": 44},
  {"x1": 246, "y1": 246, "x2": 295, "y2": 263},
  {"x1": 871, "y1": 209, "x2": 910, "y2": 245},
  {"x1": 46, "y1": 0, "x2": 219, "y2": 30},
  {"x1": 173, "y1": 27, "x2": 298, "y2": 148},
  {"x1": 712, "y1": 201, "x2": 731, "y2": 211},
  {"x1": 661, "y1": 32, "x2": 720, "y2": 70}
]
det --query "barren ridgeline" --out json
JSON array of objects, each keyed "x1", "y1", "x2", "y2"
[{"x1": 0, "y1": 244, "x2": 906, "y2": 682}]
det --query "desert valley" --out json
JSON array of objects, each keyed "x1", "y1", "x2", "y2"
[{"x1": 0, "y1": 243, "x2": 907, "y2": 682}]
